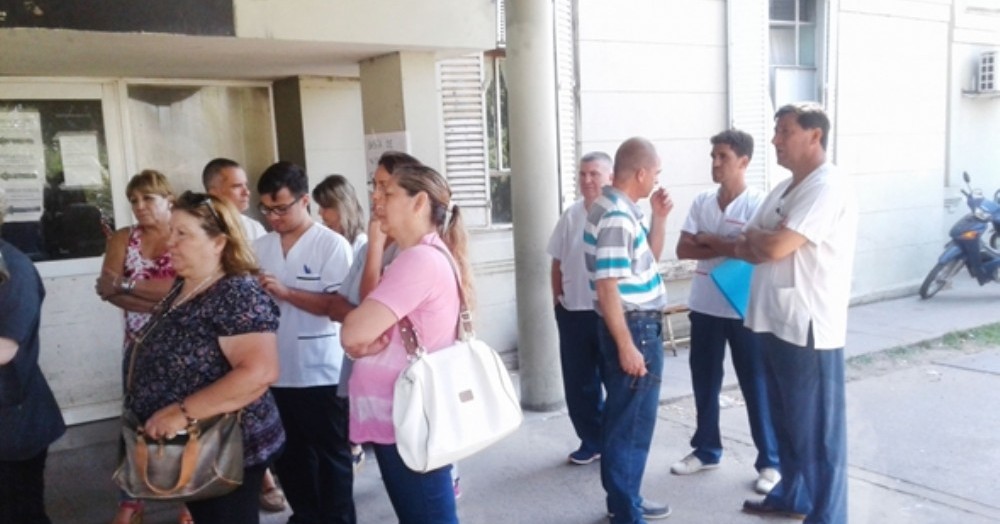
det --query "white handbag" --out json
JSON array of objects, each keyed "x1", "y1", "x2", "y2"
[{"x1": 392, "y1": 246, "x2": 523, "y2": 472}]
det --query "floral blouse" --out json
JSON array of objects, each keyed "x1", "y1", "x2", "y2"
[
  {"x1": 123, "y1": 226, "x2": 175, "y2": 344},
  {"x1": 123, "y1": 275, "x2": 284, "y2": 467}
]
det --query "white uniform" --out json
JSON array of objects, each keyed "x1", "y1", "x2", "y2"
[
  {"x1": 744, "y1": 163, "x2": 858, "y2": 349},
  {"x1": 254, "y1": 222, "x2": 353, "y2": 386},
  {"x1": 681, "y1": 187, "x2": 764, "y2": 319},
  {"x1": 546, "y1": 200, "x2": 594, "y2": 311},
  {"x1": 240, "y1": 214, "x2": 267, "y2": 242}
]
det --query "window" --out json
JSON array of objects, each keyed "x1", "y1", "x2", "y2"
[
  {"x1": 769, "y1": 0, "x2": 821, "y2": 107},
  {"x1": 0, "y1": 100, "x2": 113, "y2": 261},
  {"x1": 485, "y1": 53, "x2": 511, "y2": 224}
]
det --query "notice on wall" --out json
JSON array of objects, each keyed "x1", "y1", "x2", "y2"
[
  {"x1": 0, "y1": 109, "x2": 45, "y2": 222},
  {"x1": 58, "y1": 131, "x2": 103, "y2": 187},
  {"x1": 364, "y1": 131, "x2": 410, "y2": 179}
]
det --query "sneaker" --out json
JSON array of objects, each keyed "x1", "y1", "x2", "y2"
[
  {"x1": 568, "y1": 447, "x2": 602, "y2": 465},
  {"x1": 351, "y1": 445, "x2": 365, "y2": 474},
  {"x1": 608, "y1": 499, "x2": 672, "y2": 520},
  {"x1": 754, "y1": 467, "x2": 781, "y2": 494},
  {"x1": 742, "y1": 499, "x2": 806, "y2": 520},
  {"x1": 669, "y1": 453, "x2": 719, "y2": 475}
]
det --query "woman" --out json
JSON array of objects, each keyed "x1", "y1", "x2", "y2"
[
  {"x1": 342, "y1": 164, "x2": 473, "y2": 523},
  {"x1": 313, "y1": 174, "x2": 367, "y2": 255},
  {"x1": 123, "y1": 192, "x2": 285, "y2": 523},
  {"x1": 314, "y1": 174, "x2": 372, "y2": 473},
  {"x1": 95, "y1": 171, "x2": 185, "y2": 524}
]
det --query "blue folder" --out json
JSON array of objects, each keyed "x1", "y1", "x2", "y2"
[{"x1": 709, "y1": 259, "x2": 754, "y2": 319}]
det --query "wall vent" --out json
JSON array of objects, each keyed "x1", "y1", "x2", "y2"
[{"x1": 979, "y1": 51, "x2": 997, "y2": 92}]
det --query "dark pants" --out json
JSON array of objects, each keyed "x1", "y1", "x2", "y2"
[
  {"x1": 759, "y1": 331, "x2": 847, "y2": 524},
  {"x1": 186, "y1": 462, "x2": 268, "y2": 524},
  {"x1": 0, "y1": 448, "x2": 51, "y2": 524},
  {"x1": 555, "y1": 304, "x2": 604, "y2": 454},
  {"x1": 372, "y1": 444, "x2": 457, "y2": 524},
  {"x1": 688, "y1": 311, "x2": 778, "y2": 470},
  {"x1": 272, "y1": 386, "x2": 356, "y2": 524},
  {"x1": 598, "y1": 311, "x2": 663, "y2": 524}
]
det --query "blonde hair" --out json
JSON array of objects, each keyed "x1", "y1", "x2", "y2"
[
  {"x1": 126, "y1": 169, "x2": 174, "y2": 199},
  {"x1": 312, "y1": 174, "x2": 365, "y2": 243},
  {"x1": 173, "y1": 191, "x2": 259, "y2": 276}
]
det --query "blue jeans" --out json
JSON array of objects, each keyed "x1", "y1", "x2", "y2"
[
  {"x1": 759, "y1": 331, "x2": 847, "y2": 524},
  {"x1": 688, "y1": 311, "x2": 778, "y2": 470},
  {"x1": 598, "y1": 311, "x2": 663, "y2": 524},
  {"x1": 555, "y1": 304, "x2": 604, "y2": 454},
  {"x1": 372, "y1": 444, "x2": 457, "y2": 524}
]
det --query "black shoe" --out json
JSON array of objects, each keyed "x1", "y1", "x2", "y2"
[{"x1": 742, "y1": 499, "x2": 806, "y2": 520}]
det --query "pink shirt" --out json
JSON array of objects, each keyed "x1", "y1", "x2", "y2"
[{"x1": 348, "y1": 233, "x2": 461, "y2": 444}]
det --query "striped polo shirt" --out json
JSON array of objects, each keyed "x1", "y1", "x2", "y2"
[{"x1": 583, "y1": 185, "x2": 667, "y2": 313}]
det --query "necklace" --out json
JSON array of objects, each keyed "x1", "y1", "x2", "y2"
[{"x1": 169, "y1": 272, "x2": 223, "y2": 312}]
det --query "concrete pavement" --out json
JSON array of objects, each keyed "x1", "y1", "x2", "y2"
[{"x1": 43, "y1": 277, "x2": 1000, "y2": 523}]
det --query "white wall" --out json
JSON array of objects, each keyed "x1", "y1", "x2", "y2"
[
  {"x1": 234, "y1": 0, "x2": 496, "y2": 52},
  {"x1": 835, "y1": 1, "x2": 951, "y2": 299},
  {"x1": 576, "y1": 0, "x2": 728, "y2": 270},
  {"x1": 298, "y1": 77, "x2": 367, "y2": 195}
]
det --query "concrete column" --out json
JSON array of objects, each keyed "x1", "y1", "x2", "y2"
[
  {"x1": 359, "y1": 52, "x2": 443, "y2": 168},
  {"x1": 507, "y1": 0, "x2": 563, "y2": 411}
]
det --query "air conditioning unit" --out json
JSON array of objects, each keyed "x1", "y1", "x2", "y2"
[{"x1": 979, "y1": 51, "x2": 997, "y2": 92}]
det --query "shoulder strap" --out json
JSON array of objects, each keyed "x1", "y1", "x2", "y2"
[
  {"x1": 398, "y1": 243, "x2": 473, "y2": 357},
  {"x1": 124, "y1": 279, "x2": 183, "y2": 395}
]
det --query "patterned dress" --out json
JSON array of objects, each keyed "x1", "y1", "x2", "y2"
[
  {"x1": 122, "y1": 226, "x2": 174, "y2": 345},
  {"x1": 124, "y1": 275, "x2": 285, "y2": 467}
]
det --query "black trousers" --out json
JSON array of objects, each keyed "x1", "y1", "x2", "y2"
[
  {"x1": 186, "y1": 462, "x2": 268, "y2": 524},
  {"x1": 0, "y1": 449, "x2": 51, "y2": 524},
  {"x1": 272, "y1": 385, "x2": 356, "y2": 524}
]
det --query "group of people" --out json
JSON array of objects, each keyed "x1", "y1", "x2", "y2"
[
  {"x1": 1, "y1": 101, "x2": 855, "y2": 524},
  {"x1": 551, "y1": 102, "x2": 856, "y2": 524},
  {"x1": 85, "y1": 152, "x2": 472, "y2": 524}
]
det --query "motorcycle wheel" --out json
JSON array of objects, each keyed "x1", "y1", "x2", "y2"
[{"x1": 918, "y1": 258, "x2": 964, "y2": 299}]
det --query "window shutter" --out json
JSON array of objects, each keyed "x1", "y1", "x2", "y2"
[
  {"x1": 554, "y1": 0, "x2": 578, "y2": 211},
  {"x1": 727, "y1": 0, "x2": 771, "y2": 191},
  {"x1": 497, "y1": 0, "x2": 507, "y2": 48},
  {"x1": 437, "y1": 54, "x2": 490, "y2": 228}
]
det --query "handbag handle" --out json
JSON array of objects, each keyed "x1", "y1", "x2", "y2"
[
  {"x1": 134, "y1": 426, "x2": 202, "y2": 495},
  {"x1": 398, "y1": 243, "x2": 472, "y2": 357}
]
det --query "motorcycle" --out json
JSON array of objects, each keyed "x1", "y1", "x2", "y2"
[{"x1": 920, "y1": 172, "x2": 1000, "y2": 299}]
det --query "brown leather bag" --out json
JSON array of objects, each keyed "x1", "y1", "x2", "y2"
[{"x1": 113, "y1": 410, "x2": 243, "y2": 501}]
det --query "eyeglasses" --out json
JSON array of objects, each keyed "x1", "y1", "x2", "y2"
[
  {"x1": 258, "y1": 195, "x2": 303, "y2": 216},
  {"x1": 177, "y1": 191, "x2": 227, "y2": 233}
]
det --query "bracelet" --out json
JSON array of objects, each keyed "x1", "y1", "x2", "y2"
[
  {"x1": 178, "y1": 399, "x2": 198, "y2": 427},
  {"x1": 119, "y1": 277, "x2": 137, "y2": 294}
]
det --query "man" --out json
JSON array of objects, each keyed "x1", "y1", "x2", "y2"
[
  {"x1": 254, "y1": 162, "x2": 356, "y2": 524},
  {"x1": 203, "y1": 157, "x2": 267, "y2": 241},
  {"x1": 547, "y1": 151, "x2": 613, "y2": 465},
  {"x1": 203, "y1": 157, "x2": 285, "y2": 512},
  {"x1": 0, "y1": 189, "x2": 66, "y2": 524},
  {"x1": 584, "y1": 137, "x2": 673, "y2": 522},
  {"x1": 671, "y1": 129, "x2": 780, "y2": 494},
  {"x1": 736, "y1": 103, "x2": 857, "y2": 523}
]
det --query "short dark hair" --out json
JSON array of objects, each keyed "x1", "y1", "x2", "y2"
[
  {"x1": 257, "y1": 161, "x2": 309, "y2": 199},
  {"x1": 202, "y1": 158, "x2": 241, "y2": 190},
  {"x1": 377, "y1": 151, "x2": 422, "y2": 174},
  {"x1": 775, "y1": 102, "x2": 830, "y2": 150},
  {"x1": 710, "y1": 129, "x2": 754, "y2": 160}
]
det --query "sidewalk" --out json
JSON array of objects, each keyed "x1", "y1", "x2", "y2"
[{"x1": 44, "y1": 277, "x2": 1000, "y2": 523}]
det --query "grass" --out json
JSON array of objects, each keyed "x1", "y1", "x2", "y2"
[{"x1": 845, "y1": 322, "x2": 1000, "y2": 378}]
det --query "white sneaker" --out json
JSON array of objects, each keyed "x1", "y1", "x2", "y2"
[
  {"x1": 754, "y1": 467, "x2": 781, "y2": 494},
  {"x1": 669, "y1": 453, "x2": 719, "y2": 475}
]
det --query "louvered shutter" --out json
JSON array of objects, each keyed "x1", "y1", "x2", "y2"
[
  {"x1": 554, "y1": 0, "x2": 578, "y2": 211},
  {"x1": 437, "y1": 54, "x2": 490, "y2": 228},
  {"x1": 727, "y1": 0, "x2": 771, "y2": 191}
]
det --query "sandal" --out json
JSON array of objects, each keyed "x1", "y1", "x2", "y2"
[
  {"x1": 260, "y1": 485, "x2": 287, "y2": 512},
  {"x1": 112, "y1": 500, "x2": 144, "y2": 524},
  {"x1": 178, "y1": 506, "x2": 194, "y2": 524}
]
